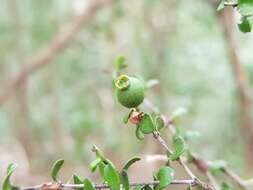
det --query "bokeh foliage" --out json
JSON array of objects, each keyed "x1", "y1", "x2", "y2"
[{"x1": 1, "y1": 0, "x2": 253, "y2": 183}]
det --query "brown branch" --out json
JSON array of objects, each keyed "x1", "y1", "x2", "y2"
[
  {"x1": 144, "y1": 99, "x2": 216, "y2": 189},
  {"x1": 223, "y1": 167, "x2": 248, "y2": 189},
  {"x1": 211, "y1": 0, "x2": 253, "y2": 167},
  {"x1": 206, "y1": 171, "x2": 221, "y2": 190},
  {"x1": 0, "y1": 0, "x2": 112, "y2": 106},
  {"x1": 19, "y1": 180, "x2": 196, "y2": 190},
  {"x1": 152, "y1": 131, "x2": 214, "y2": 190},
  {"x1": 146, "y1": 99, "x2": 253, "y2": 189}
]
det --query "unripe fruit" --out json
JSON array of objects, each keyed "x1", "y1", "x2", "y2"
[{"x1": 115, "y1": 75, "x2": 145, "y2": 108}]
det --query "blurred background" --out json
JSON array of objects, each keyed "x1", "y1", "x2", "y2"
[{"x1": 1, "y1": 0, "x2": 253, "y2": 188}]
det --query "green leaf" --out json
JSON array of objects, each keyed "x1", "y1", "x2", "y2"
[
  {"x1": 135, "y1": 125, "x2": 144, "y2": 140},
  {"x1": 73, "y1": 174, "x2": 83, "y2": 184},
  {"x1": 217, "y1": 0, "x2": 226, "y2": 11},
  {"x1": 98, "y1": 161, "x2": 106, "y2": 179},
  {"x1": 169, "y1": 135, "x2": 186, "y2": 161},
  {"x1": 92, "y1": 145, "x2": 107, "y2": 162},
  {"x1": 138, "y1": 113, "x2": 155, "y2": 134},
  {"x1": 157, "y1": 167, "x2": 174, "y2": 189},
  {"x1": 103, "y1": 162, "x2": 120, "y2": 189},
  {"x1": 123, "y1": 157, "x2": 141, "y2": 171},
  {"x1": 123, "y1": 114, "x2": 129, "y2": 124},
  {"x1": 114, "y1": 55, "x2": 127, "y2": 70},
  {"x1": 83, "y1": 178, "x2": 96, "y2": 190},
  {"x1": 155, "y1": 116, "x2": 165, "y2": 131},
  {"x1": 120, "y1": 170, "x2": 129, "y2": 190},
  {"x1": 90, "y1": 157, "x2": 102, "y2": 172},
  {"x1": 238, "y1": 0, "x2": 253, "y2": 16},
  {"x1": 221, "y1": 182, "x2": 232, "y2": 190},
  {"x1": 3, "y1": 163, "x2": 17, "y2": 190},
  {"x1": 238, "y1": 17, "x2": 252, "y2": 33},
  {"x1": 209, "y1": 160, "x2": 226, "y2": 175},
  {"x1": 51, "y1": 159, "x2": 64, "y2": 182}
]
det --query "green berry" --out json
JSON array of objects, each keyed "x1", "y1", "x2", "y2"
[{"x1": 115, "y1": 75, "x2": 145, "y2": 108}]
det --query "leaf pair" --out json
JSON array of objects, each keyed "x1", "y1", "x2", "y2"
[
  {"x1": 169, "y1": 135, "x2": 186, "y2": 161},
  {"x1": 73, "y1": 175, "x2": 96, "y2": 190},
  {"x1": 90, "y1": 146, "x2": 141, "y2": 190},
  {"x1": 135, "y1": 113, "x2": 165, "y2": 140}
]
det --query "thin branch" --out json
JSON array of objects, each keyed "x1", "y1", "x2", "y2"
[
  {"x1": 146, "y1": 99, "x2": 253, "y2": 189},
  {"x1": 20, "y1": 179, "x2": 195, "y2": 190},
  {"x1": 152, "y1": 131, "x2": 214, "y2": 189},
  {"x1": 224, "y1": 167, "x2": 250, "y2": 189},
  {"x1": 206, "y1": 171, "x2": 221, "y2": 190},
  {"x1": 144, "y1": 99, "x2": 215, "y2": 189},
  {"x1": 152, "y1": 131, "x2": 197, "y2": 180},
  {"x1": 0, "y1": 0, "x2": 112, "y2": 106}
]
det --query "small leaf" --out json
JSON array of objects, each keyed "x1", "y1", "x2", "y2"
[
  {"x1": 135, "y1": 125, "x2": 144, "y2": 140},
  {"x1": 123, "y1": 157, "x2": 141, "y2": 171},
  {"x1": 73, "y1": 174, "x2": 83, "y2": 184},
  {"x1": 157, "y1": 167, "x2": 174, "y2": 189},
  {"x1": 51, "y1": 159, "x2": 64, "y2": 182},
  {"x1": 221, "y1": 182, "x2": 232, "y2": 190},
  {"x1": 103, "y1": 162, "x2": 120, "y2": 189},
  {"x1": 238, "y1": 0, "x2": 253, "y2": 16},
  {"x1": 98, "y1": 161, "x2": 106, "y2": 179},
  {"x1": 90, "y1": 157, "x2": 102, "y2": 172},
  {"x1": 123, "y1": 114, "x2": 129, "y2": 124},
  {"x1": 83, "y1": 178, "x2": 96, "y2": 190},
  {"x1": 123, "y1": 109, "x2": 135, "y2": 124},
  {"x1": 3, "y1": 163, "x2": 17, "y2": 190},
  {"x1": 209, "y1": 160, "x2": 227, "y2": 175},
  {"x1": 238, "y1": 17, "x2": 252, "y2": 33},
  {"x1": 120, "y1": 170, "x2": 130, "y2": 190},
  {"x1": 169, "y1": 135, "x2": 186, "y2": 161},
  {"x1": 138, "y1": 113, "x2": 155, "y2": 134},
  {"x1": 155, "y1": 116, "x2": 165, "y2": 131},
  {"x1": 92, "y1": 145, "x2": 107, "y2": 162},
  {"x1": 217, "y1": 0, "x2": 226, "y2": 11},
  {"x1": 114, "y1": 55, "x2": 127, "y2": 70}
]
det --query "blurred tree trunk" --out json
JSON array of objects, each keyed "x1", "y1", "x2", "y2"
[
  {"x1": 48, "y1": 68, "x2": 64, "y2": 153},
  {"x1": 8, "y1": 0, "x2": 34, "y2": 161},
  {"x1": 213, "y1": 3, "x2": 253, "y2": 167}
]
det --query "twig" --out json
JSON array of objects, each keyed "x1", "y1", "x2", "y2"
[
  {"x1": 152, "y1": 131, "x2": 197, "y2": 180},
  {"x1": 0, "y1": 0, "x2": 112, "y2": 106},
  {"x1": 144, "y1": 99, "x2": 215, "y2": 189},
  {"x1": 223, "y1": 167, "x2": 247, "y2": 189},
  {"x1": 152, "y1": 131, "x2": 215, "y2": 190},
  {"x1": 19, "y1": 179, "x2": 195, "y2": 190},
  {"x1": 206, "y1": 171, "x2": 221, "y2": 190}
]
